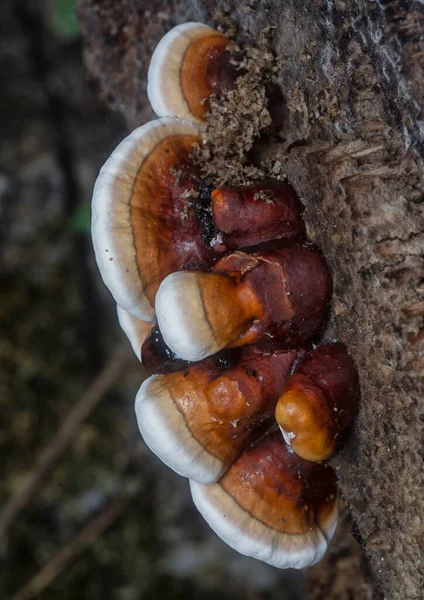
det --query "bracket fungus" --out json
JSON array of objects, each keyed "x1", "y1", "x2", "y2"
[
  {"x1": 156, "y1": 245, "x2": 332, "y2": 361},
  {"x1": 275, "y1": 343, "x2": 360, "y2": 462},
  {"x1": 92, "y1": 116, "x2": 226, "y2": 322},
  {"x1": 191, "y1": 430, "x2": 339, "y2": 569},
  {"x1": 147, "y1": 22, "x2": 288, "y2": 133},
  {"x1": 135, "y1": 347, "x2": 298, "y2": 483},
  {"x1": 148, "y1": 22, "x2": 232, "y2": 124},
  {"x1": 91, "y1": 20, "x2": 362, "y2": 571}
]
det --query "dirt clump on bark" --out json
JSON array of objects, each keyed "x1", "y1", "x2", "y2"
[{"x1": 193, "y1": 43, "x2": 278, "y2": 185}]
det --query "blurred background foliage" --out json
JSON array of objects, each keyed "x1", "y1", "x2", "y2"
[
  {"x1": 50, "y1": 0, "x2": 80, "y2": 41},
  {"x1": 0, "y1": 1, "x2": 307, "y2": 598}
]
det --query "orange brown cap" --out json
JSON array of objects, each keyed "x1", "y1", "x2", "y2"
[
  {"x1": 155, "y1": 269, "x2": 264, "y2": 361},
  {"x1": 148, "y1": 23, "x2": 231, "y2": 124},
  {"x1": 156, "y1": 245, "x2": 332, "y2": 361},
  {"x1": 275, "y1": 343, "x2": 360, "y2": 462},
  {"x1": 92, "y1": 117, "x2": 224, "y2": 322},
  {"x1": 135, "y1": 348, "x2": 298, "y2": 483},
  {"x1": 190, "y1": 430, "x2": 339, "y2": 568},
  {"x1": 116, "y1": 305, "x2": 154, "y2": 361}
]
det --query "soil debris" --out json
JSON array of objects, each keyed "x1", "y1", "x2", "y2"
[{"x1": 194, "y1": 42, "x2": 282, "y2": 187}]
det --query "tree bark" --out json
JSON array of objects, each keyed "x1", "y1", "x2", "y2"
[{"x1": 77, "y1": 1, "x2": 424, "y2": 598}]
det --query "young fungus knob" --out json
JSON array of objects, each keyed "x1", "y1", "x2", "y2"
[
  {"x1": 135, "y1": 348, "x2": 298, "y2": 483},
  {"x1": 156, "y1": 244, "x2": 332, "y2": 361},
  {"x1": 191, "y1": 431, "x2": 339, "y2": 569},
  {"x1": 211, "y1": 181, "x2": 305, "y2": 248},
  {"x1": 92, "y1": 117, "x2": 225, "y2": 322},
  {"x1": 275, "y1": 343, "x2": 360, "y2": 462},
  {"x1": 148, "y1": 22, "x2": 231, "y2": 124},
  {"x1": 155, "y1": 269, "x2": 264, "y2": 361},
  {"x1": 116, "y1": 305, "x2": 154, "y2": 361}
]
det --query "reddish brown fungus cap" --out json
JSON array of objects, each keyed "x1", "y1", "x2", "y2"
[
  {"x1": 211, "y1": 181, "x2": 305, "y2": 248},
  {"x1": 191, "y1": 430, "x2": 339, "y2": 568},
  {"x1": 148, "y1": 22, "x2": 231, "y2": 124},
  {"x1": 275, "y1": 343, "x2": 360, "y2": 461},
  {"x1": 135, "y1": 347, "x2": 298, "y2": 483},
  {"x1": 92, "y1": 117, "x2": 225, "y2": 321},
  {"x1": 156, "y1": 244, "x2": 332, "y2": 361}
]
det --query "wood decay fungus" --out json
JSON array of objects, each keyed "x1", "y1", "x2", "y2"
[{"x1": 91, "y1": 23, "x2": 360, "y2": 570}]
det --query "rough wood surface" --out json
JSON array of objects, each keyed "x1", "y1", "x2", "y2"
[{"x1": 78, "y1": 1, "x2": 424, "y2": 598}]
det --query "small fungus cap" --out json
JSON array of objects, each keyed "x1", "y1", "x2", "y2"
[
  {"x1": 276, "y1": 343, "x2": 359, "y2": 462},
  {"x1": 92, "y1": 117, "x2": 203, "y2": 321},
  {"x1": 155, "y1": 270, "x2": 263, "y2": 362},
  {"x1": 211, "y1": 182, "x2": 305, "y2": 248},
  {"x1": 148, "y1": 22, "x2": 230, "y2": 124}
]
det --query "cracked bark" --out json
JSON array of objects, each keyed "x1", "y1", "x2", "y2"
[{"x1": 77, "y1": 1, "x2": 424, "y2": 598}]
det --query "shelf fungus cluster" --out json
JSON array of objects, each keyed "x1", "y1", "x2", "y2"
[{"x1": 92, "y1": 22, "x2": 360, "y2": 569}]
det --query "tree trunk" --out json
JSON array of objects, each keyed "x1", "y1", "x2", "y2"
[{"x1": 77, "y1": 1, "x2": 424, "y2": 598}]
